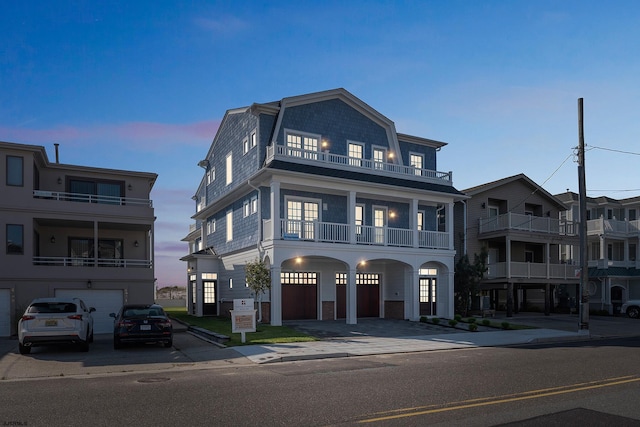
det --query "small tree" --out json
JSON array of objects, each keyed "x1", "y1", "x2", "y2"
[
  {"x1": 245, "y1": 258, "x2": 271, "y2": 322},
  {"x1": 454, "y1": 247, "x2": 488, "y2": 316}
]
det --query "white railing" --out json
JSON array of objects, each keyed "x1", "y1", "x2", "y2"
[
  {"x1": 587, "y1": 218, "x2": 640, "y2": 236},
  {"x1": 266, "y1": 144, "x2": 452, "y2": 185},
  {"x1": 486, "y1": 262, "x2": 578, "y2": 280},
  {"x1": 33, "y1": 190, "x2": 152, "y2": 207},
  {"x1": 479, "y1": 213, "x2": 577, "y2": 235},
  {"x1": 276, "y1": 219, "x2": 450, "y2": 250},
  {"x1": 33, "y1": 257, "x2": 152, "y2": 268}
]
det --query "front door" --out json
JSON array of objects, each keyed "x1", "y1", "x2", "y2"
[
  {"x1": 419, "y1": 278, "x2": 437, "y2": 316},
  {"x1": 203, "y1": 280, "x2": 217, "y2": 315}
]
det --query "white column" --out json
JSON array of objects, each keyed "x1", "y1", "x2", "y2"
[
  {"x1": 346, "y1": 267, "x2": 357, "y2": 324},
  {"x1": 411, "y1": 199, "x2": 418, "y2": 248},
  {"x1": 270, "y1": 266, "x2": 282, "y2": 326},
  {"x1": 348, "y1": 191, "x2": 356, "y2": 245},
  {"x1": 447, "y1": 202, "x2": 454, "y2": 250},
  {"x1": 406, "y1": 268, "x2": 419, "y2": 320},
  {"x1": 506, "y1": 237, "x2": 512, "y2": 278},
  {"x1": 271, "y1": 181, "x2": 281, "y2": 240}
]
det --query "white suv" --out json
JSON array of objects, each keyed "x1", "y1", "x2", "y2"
[
  {"x1": 18, "y1": 297, "x2": 95, "y2": 354},
  {"x1": 620, "y1": 300, "x2": 640, "y2": 319}
]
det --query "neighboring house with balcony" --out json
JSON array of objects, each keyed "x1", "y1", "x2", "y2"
[
  {"x1": 0, "y1": 141, "x2": 157, "y2": 336},
  {"x1": 455, "y1": 174, "x2": 580, "y2": 316},
  {"x1": 555, "y1": 191, "x2": 640, "y2": 315},
  {"x1": 181, "y1": 88, "x2": 465, "y2": 325}
]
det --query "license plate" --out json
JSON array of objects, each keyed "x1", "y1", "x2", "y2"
[
  {"x1": 140, "y1": 325, "x2": 151, "y2": 331},
  {"x1": 45, "y1": 320, "x2": 58, "y2": 327}
]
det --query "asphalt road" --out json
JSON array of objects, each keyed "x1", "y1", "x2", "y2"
[{"x1": 1, "y1": 336, "x2": 639, "y2": 426}]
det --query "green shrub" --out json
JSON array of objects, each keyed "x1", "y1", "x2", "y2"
[
  {"x1": 454, "y1": 314, "x2": 462, "y2": 321},
  {"x1": 449, "y1": 319, "x2": 458, "y2": 327},
  {"x1": 468, "y1": 323, "x2": 478, "y2": 332},
  {"x1": 482, "y1": 319, "x2": 491, "y2": 326},
  {"x1": 467, "y1": 317, "x2": 477, "y2": 324},
  {"x1": 420, "y1": 316, "x2": 428, "y2": 323},
  {"x1": 501, "y1": 321, "x2": 510, "y2": 330},
  {"x1": 431, "y1": 317, "x2": 440, "y2": 325}
]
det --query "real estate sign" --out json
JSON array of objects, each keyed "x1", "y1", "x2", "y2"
[{"x1": 230, "y1": 298, "x2": 256, "y2": 343}]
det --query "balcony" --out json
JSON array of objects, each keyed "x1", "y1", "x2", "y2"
[
  {"x1": 33, "y1": 257, "x2": 152, "y2": 268},
  {"x1": 587, "y1": 217, "x2": 640, "y2": 236},
  {"x1": 263, "y1": 219, "x2": 450, "y2": 250},
  {"x1": 33, "y1": 190, "x2": 153, "y2": 207},
  {"x1": 486, "y1": 262, "x2": 579, "y2": 280},
  {"x1": 479, "y1": 213, "x2": 577, "y2": 235},
  {"x1": 265, "y1": 145, "x2": 453, "y2": 186}
]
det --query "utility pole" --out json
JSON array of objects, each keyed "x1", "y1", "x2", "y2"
[{"x1": 577, "y1": 98, "x2": 590, "y2": 334}]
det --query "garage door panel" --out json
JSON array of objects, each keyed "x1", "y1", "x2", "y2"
[
  {"x1": 55, "y1": 290, "x2": 123, "y2": 334},
  {"x1": 282, "y1": 285, "x2": 317, "y2": 320}
]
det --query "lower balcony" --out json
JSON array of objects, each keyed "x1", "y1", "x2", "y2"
[
  {"x1": 33, "y1": 257, "x2": 152, "y2": 268},
  {"x1": 264, "y1": 219, "x2": 450, "y2": 250},
  {"x1": 487, "y1": 262, "x2": 579, "y2": 280}
]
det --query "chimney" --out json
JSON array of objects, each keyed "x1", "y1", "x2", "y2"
[{"x1": 54, "y1": 143, "x2": 59, "y2": 163}]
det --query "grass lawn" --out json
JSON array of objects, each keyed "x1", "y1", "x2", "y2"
[{"x1": 164, "y1": 307, "x2": 317, "y2": 346}]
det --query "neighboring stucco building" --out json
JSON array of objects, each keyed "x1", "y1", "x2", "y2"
[
  {"x1": 555, "y1": 191, "x2": 640, "y2": 314},
  {"x1": 182, "y1": 88, "x2": 466, "y2": 325},
  {"x1": 455, "y1": 174, "x2": 580, "y2": 316},
  {"x1": 0, "y1": 141, "x2": 157, "y2": 335}
]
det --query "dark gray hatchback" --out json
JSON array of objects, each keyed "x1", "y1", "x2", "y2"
[{"x1": 109, "y1": 304, "x2": 173, "y2": 349}]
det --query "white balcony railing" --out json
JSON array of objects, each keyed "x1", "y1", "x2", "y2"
[
  {"x1": 486, "y1": 262, "x2": 579, "y2": 280},
  {"x1": 33, "y1": 257, "x2": 152, "y2": 268},
  {"x1": 266, "y1": 144, "x2": 453, "y2": 185},
  {"x1": 587, "y1": 218, "x2": 640, "y2": 236},
  {"x1": 276, "y1": 219, "x2": 450, "y2": 250},
  {"x1": 33, "y1": 190, "x2": 152, "y2": 207},
  {"x1": 479, "y1": 213, "x2": 577, "y2": 235}
]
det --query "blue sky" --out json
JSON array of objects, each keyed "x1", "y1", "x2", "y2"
[{"x1": 2, "y1": 1, "x2": 639, "y2": 287}]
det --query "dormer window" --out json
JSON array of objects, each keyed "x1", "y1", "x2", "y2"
[{"x1": 286, "y1": 130, "x2": 319, "y2": 160}]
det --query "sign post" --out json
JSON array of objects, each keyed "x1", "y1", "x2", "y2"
[{"x1": 230, "y1": 298, "x2": 256, "y2": 343}]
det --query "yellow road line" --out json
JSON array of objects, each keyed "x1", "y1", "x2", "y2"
[{"x1": 358, "y1": 375, "x2": 640, "y2": 423}]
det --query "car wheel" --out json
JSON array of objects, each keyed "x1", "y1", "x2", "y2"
[
  {"x1": 164, "y1": 340, "x2": 173, "y2": 348},
  {"x1": 114, "y1": 338, "x2": 122, "y2": 350},
  {"x1": 18, "y1": 343, "x2": 31, "y2": 355},
  {"x1": 627, "y1": 306, "x2": 640, "y2": 319},
  {"x1": 88, "y1": 330, "x2": 94, "y2": 343}
]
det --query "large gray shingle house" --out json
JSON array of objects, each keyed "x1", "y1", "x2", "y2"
[{"x1": 182, "y1": 88, "x2": 466, "y2": 325}]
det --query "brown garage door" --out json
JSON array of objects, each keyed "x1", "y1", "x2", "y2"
[
  {"x1": 335, "y1": 273, "x2": 380, "y2": 318},
  {"x1": 282, "y1": 272, "x2": 317, "y2": 320}
]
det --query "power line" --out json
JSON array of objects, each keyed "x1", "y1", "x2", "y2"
[{"x1": 587, "y1": 144, "x2": 640, "y2": 156}]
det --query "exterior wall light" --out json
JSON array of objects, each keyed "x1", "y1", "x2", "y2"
[
  {"x1": 134, "y1": 240, "x2": 139, "y2": 247},
  {"x1": 50, "y1": 236, "x2": 56, "y2": 244}
]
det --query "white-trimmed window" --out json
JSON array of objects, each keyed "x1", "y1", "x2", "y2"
[
  {"x1": 417, "y1": 211, "x2": 424, "y2": 231},
  {"x1": 286, "y1": 198, "x2": 320, "y2": 239},
  {"x1": 410, "y1": 153, "x2": 423, "y2": 176},
  {"x1": 243, "y1": 200, "x2": 250, "y2": 217},
  {"x1": 250, "y1": 131, "x2": 257, "y2": 148},
  {"x1": 251, "y1": 196, "x2": 258, "y2": 214},
  {"x1": 244, "y1": 196, "x2": 258, "y2": 217},
  {"x1": 229, "y1": 278, "x2": 233, "y2": 289},
  {"x1": 6, "y1": 156, "x2": 24, "y2": 187},
  {"x1": 207, "y1": 167, "x2": 215, "y2": 185},
  {"x1": 226, "y1": 152, "x2": 233, "y2": 185},
  {"x1": 243, "y1": 138, "x2": 249, "y2": 155},
  {"x1": 207, "y1": 219, "x2": 216, "y2": 235},
  {"x1": 373, "y1": 147, "x2": 386, "y2": 170},
  {"x1": 374, "y1": 206, "x2": 387, "y2": 244},
  {"x1": 355, "y1": 204, "x2": 364, "y2": 235},
  {"x1": 286, "y1": 131, "x2": 319, "y2": 159},
  {"x1": 348, "y1": 142, "x2": 364, "y2": 167},
  {"x1": 226, "y1": 210, "x2": 233, "y2": 241}
]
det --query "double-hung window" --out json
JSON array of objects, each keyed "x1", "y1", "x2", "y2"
[
  {"x1": 355, "y1": 204, "x2": 364, "y2": 236},
  {"x1": 207, "y1": 167, "x2": 215, "y2": 185},
  {"x1": 243, "y1": 138, "x2": 249, "y2": 155},
  {"x1": 6, "y1": 156, "x2": 24, "y2": 186},
  {"x1": 410, "y1": 153, "x2": 423, "y2": 176},
  {"x1": 373, "y1": 147, "x2": 386, "y2": 170},
  {"x1": 286, "y1": 131, "x2": 319, "y2": 160},
  {"x1": 226, "y1": 210, "x2": 233, "y2": 241},
  {"x1": 348, "y1": 142, "x2": 364, "y2": 167},
  {"x1": 250, "y1": 131, "x2": 257, "y2": 149},
  {"x1": 287, "y1": 199, "x2": 319, "y2": 240},
  {"x1": 226, "y1": 153, "x2": 233, "y2": 185}
]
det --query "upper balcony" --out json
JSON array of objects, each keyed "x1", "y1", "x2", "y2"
[
  {"x1": 33, "y1": 190, "x2": 153, "y2": 207},
  {"x1": 587, "y1": 217, "x2": 640, "y2": 237},
  {"x1": 265, "y1": 145, "x2": 453, "y2": 186},
  {"x1": 478, "y1": 213, "x2": 578, "y2": 237},
  {"x1": 486, "y1": 262, "x2": 579, "y2": 281},
  {"x1": 263, "y1": 219, "x2": 451, "y2": 250}
]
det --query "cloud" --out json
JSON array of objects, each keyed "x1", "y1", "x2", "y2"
[
  {"x1": 194, "y1": 14, "x2": 249, "y2": 34},
  {"x1": 0, "y1": 120, "x2": 220, "y2": 149}
]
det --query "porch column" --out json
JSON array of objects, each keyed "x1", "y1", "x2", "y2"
[
  {"x1": 544, "y1": 283, "x2": 551, "y2": 315},
  {"x1": 411, "y1": 199, "x2": 418, "y2": 248},
  {"x1": 447, "y1": 202, "x2": 454, "y2": 250},
  {"x1": 93, "y1": 221, "x2": 99, "y2": 266},
  {"x1": 546, "y1": 242, "x2": 550, "y2": 279},
  {"x1": 346, "y1": 267, "x2": 357, "y2": 324},
  {"x1": 405, "y1": 268, "x2": 419, "y2": 320},
  {"x1": 348, "y1": 191, "x2": 356, "y2": 244},
  {"x1": 506, "y1": 237, "x2": 512, "y2": 278},
  {"x1": 271, "y1": 181, "x2": 281, "y2": 240},
  {"x1": 270, "y1": 266, "x2": 282, "y2": 326}
]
